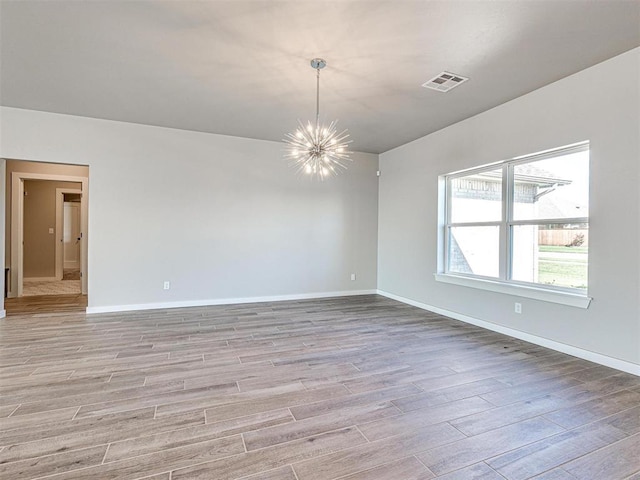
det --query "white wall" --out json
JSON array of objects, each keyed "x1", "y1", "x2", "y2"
[
  {"x1": 0, "y1": 109, "x2": 379, "y2": 310},
  {"x1": 378, "y1": 48, "x2": 640, "y2": 366}
]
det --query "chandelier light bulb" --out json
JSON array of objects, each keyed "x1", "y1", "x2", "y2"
[{"x1": 283, "y1": 58, "x2": 352, "y2": 180}]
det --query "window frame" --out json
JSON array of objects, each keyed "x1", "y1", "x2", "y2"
[{"x1": 437, "y1": 142, "x2": 591, "y2": 308}]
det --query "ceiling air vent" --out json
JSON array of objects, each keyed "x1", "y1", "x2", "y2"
[{"x1": 422, "y1": 71, "x2": 469, "y2": 92}]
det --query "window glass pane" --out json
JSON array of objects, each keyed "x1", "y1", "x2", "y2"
[
  {"x1": 450, "y1": 168, "x2": 502, "y2": 223},
  {"x1": 513, "y1": 150, "x2": 589, "y2": 221},
  {"x1": 448, "y1": 226, "x2": 499, "y2": 277},
  {"x1": 511, "y1": 223, "x2": 588, "y2": 290}
]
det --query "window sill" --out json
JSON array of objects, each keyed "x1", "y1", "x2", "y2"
[{"x1": 434, "y1": 273, "x2": 592, "y2": 308}]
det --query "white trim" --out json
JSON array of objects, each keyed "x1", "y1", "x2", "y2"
[
  {"x1": 377, "y1": 289, "x2": 639, "y2": 377},
  {"x1": 434, "y1": 273, "x2": 591, "y2": 308},
  {"x1": 23, "y1": 276, "x2": 58, "y2": 282},
  {"x1": 0, "y1": 310, "x2": 5, "y2": 319},
  {"x1": 12, "y1": 174, "x2": 24, "y2": 297},
  {"x1": 86, "y1": 289, "x2": 378, "y2": 315}
]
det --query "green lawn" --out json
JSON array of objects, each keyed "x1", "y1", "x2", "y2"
[
  {"x1": 539, "y1": 245, "x2": 588, "y2": 254},
  {"x1": 538, "y1": 259, "x2": 588, "y2": 289}
]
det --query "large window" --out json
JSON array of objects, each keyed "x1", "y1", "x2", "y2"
[{"x1": 440, "y1": 142, "x2": 590, "y2": 304}]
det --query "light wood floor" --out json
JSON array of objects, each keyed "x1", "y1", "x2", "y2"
[
  {"x1": 0, "y1": 295, "x2": 638, "y2": 479},
  {"x1": 4, "y1": 294, "x2": 87, "y2": 315}
]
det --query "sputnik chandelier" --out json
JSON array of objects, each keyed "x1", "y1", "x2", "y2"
[{"x1": 284, "y1": 58, "x2": 352, "y2": 180}]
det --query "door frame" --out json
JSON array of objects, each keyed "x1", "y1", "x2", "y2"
[
  {"x1": 10, "y1": 172, "x2": 89, "y2": 297},
  {"x1": 55, "y1": 188, "x2": 83, "y2": 280}
]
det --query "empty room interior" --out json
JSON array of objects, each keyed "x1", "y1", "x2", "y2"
[{"x1": 0, "y1": 1, "x2": 639, "y2": 479}]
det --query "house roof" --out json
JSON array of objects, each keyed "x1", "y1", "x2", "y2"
[
  {"x1": 513, "y1": 164, "x2": 572, "y2": 187},
  {"x1": 472, "y1": 165, "x2": 572, "y2": 187}
]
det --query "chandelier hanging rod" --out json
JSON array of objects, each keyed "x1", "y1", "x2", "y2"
[{"x1": 312, "y1": 58, "x2": 326, "y2": 127}]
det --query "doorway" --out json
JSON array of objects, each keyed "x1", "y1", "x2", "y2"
[
  {"x1": 20, "y1": 181, "x2": 84, "y2": 296},
  {"x1": 56, "y1": 188, "x2": 83, "y2": 285},
  {"x1": 64, "y1": 198, "x2": 81, "y2": 272},
  {"x1": 4, "y1": 160, "x2": 89, "y2": 312}
]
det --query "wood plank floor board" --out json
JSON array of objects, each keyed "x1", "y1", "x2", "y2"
[
  {"x1": 1, "y1": 371, "x2": 116, "y2": 399},
  {"x1": 0, "y1": 408, "x2": 205, "y2": 463},
  {"x1": 239, "y1": 363, "x2": 361, "y2": 393},
  {"x1": 300, "y1": 363, "x2": 415, "y2": 390},
  {"x1": 529, "y1": 469, "x2": 579, "y2": 479},
  {"x1": 27, "y1": 353, "x2": 175, "y2": 376},
  {"x1": 415, "y1": 417, "x2": 565, "y2": 476},
  {"x1": 40, "y1": 434, "x2": 246, "y2": 480},
  {"x1": 4, "y1": 294, "x2": 87, "y2": 315},
  {"x1": 357, "y1": 396, "x2": 494, "y2": 441},
  {"x1": 144, "y1": 360, "x2": 277, "y2": 387},
  {"x1": 568, "y1": 364, "x2": 629, "y2": 382},
  {"x1": 1, "y1": 406, "x2": 153, "y2": 445},
  {"x1": 542, "y1": 389, "x2": 640, "y2": 429},
  {"x1": 10, "y1": 379, "x2": 190, "y2": 416},
  {"x1": 562, "y1": 433, "x2": 640, "y2": 479},
  {"x1": 478, "y1": 375, "x2": 585, "y2": 406},
  {"x1": 236, "y1": 465, "x2": 298, "y2": 480},
  {"x1": 549, "y1": 373, "x2": 640, "y2": 404},
  {"x1": 392, "y1": 378, "x2": 510, "y2": 412},
  {"x1": 0, "y1": 295, "x2": 637, "y2": 479},
  {"x1": 289, "y1": 383, "x2": 422, "y2": 420},
  {"x1": 104, "y1": 408, "x2": 294, "y2": 462},
  {"x1": 132, "y1": 473, "x2": 171, "y2": 480},
  {"x1": 411, "y1": 370, "x2": 504, "y2": 393},
  {"x1": 432, "y1": 462, "x2": 505, "y2": 480},
  {"x1": 75, "y1": 381, "x2": 243, "y2": 418},
  {"x1": 171, "y1": 427, "x2": 367, "y2": 480},
  {"x1": 199, "y1": 384, "x2": 351, "y2": 423},
  {"x1": 292, "y1": 423, "x2": 464, "y2": 480},
  {"x1": 572, "y1": 405, "x2": 640, "y2": 438},
  {"x1": 0, "y1": 406, "x2": 79, "y2": 432},
  {"x1": 0, "y1": 444, "x2": 107, "y2": 479},
  {"x1": 339, "y1": 366, "x2": 455, "y2": 394},
  {"x1": 243, "y1": 401, "x2": 400, "y2": 451},
  {"x1": 0, "y1": 405, "x2": 20, "y2": 418},
  {"x1": 449, "y1": 394, "x2": 576, "y2": 437},
  {"x1": 486, "y1": 428, "x2": 609, "y2": 480},
  {"x1": 337, "y1": 456, "x2": 435, "y2": 480}
]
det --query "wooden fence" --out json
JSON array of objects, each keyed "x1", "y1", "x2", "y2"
[{"x1": 538, "y1": 229, "x2": 589, "y2": 247}]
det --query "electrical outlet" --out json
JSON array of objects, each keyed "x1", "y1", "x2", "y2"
[
  {"x1": 350, "y1": 273, "x2": 356, "y2": 281},
  {"x1": 163, "y1": 281, "x2": 170, "y2": 290},
  {"x1": 514, "y1": 302, "x2": 522, "y2": 314}
]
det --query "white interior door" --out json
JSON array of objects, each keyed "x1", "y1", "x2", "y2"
[{"x1": 63, "y1": 202, "x2": 81, "y2": 270}]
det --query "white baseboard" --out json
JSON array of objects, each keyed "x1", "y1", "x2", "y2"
[
  {"x1": 0, "y1": 310, "x2": 5, "y2": 319},
  {"x1": 24, "y1": 276, "x2": 58, "y2": 282},
  {"x1": 86, "y1": 289, "x2": 378, "y2": 315},
  {"x1": 377, "y1": 289, "x2": 640, "y2": 377}
]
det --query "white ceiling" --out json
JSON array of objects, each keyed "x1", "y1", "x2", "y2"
[{"x1": 1, "y1": 1, "x2": 639, "y2": 154}]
